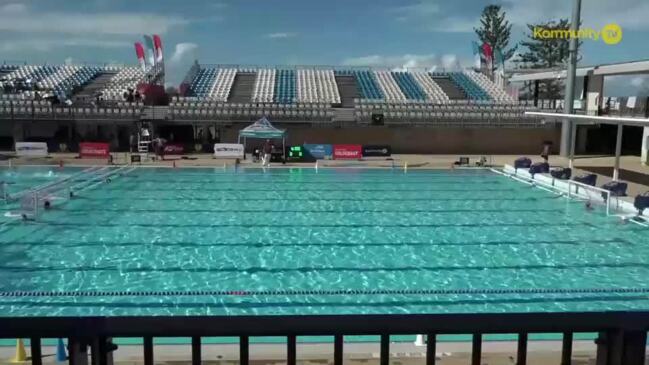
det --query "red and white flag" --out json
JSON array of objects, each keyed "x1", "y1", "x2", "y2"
[
  {"x1": 134, "y1": 42, "x2": 146, "y2": 71},
  {"x1": 153, "y1": 34, "x2": 163, "y2": 63}
]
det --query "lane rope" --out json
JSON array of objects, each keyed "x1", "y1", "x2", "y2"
[{"x1": 1, "y1": 288, "x2": 649, "y2": 298}]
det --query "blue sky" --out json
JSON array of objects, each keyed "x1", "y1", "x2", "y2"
[{"x1": 1, "y1": 0, "x2": 648, "y2": 93}]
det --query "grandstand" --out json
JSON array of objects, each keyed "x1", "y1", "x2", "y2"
[{"x1": 0, "y1": 61, "x2": 577, "y2": 153}]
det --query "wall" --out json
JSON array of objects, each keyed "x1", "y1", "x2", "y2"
[{"x1": 222, "y1": 125, "x2": 562, "y2": 155}]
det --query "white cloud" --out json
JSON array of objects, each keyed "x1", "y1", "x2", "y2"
[
  {"x1": 391, "y1": 1, "x2": 441, "y2": 18},
  {"x1": 0, "y1": 3, "x2": 188, "y2": 35},
  {"x1": 264, "y1": 32, "x2": 297, "y2": 39},
  {"x1": 630, "y1": 77, "x2": 645, "y2": 87},
  {"x1": 169, "y1": 43, "x2": 199, "y2": 64},
  {"x1": 342, "y1": 53, "x2": 468, "y2": 70}
]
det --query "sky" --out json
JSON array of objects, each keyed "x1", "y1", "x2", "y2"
[{"x1": 0, "y1": 0, "x2": 648, "y2": 93}]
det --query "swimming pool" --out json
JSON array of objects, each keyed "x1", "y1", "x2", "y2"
[{"x1": 0, "y1": 167, "x2": 648, "y2": 317}]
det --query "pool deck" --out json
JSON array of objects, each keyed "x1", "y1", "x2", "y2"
[
  {"x1": 4, "y1": 152, "x2": 649, "y2": 196},
  {"x1": 0, "y1": 339, "x2": 619, "y2": 364}
]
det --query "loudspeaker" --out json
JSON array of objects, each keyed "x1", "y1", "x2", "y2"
[{"x1": 371, "y1": 113, "x2": 384, "y2": 126}]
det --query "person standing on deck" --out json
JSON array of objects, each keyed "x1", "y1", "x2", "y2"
[{"x1": 262, "y1": 139, "x2": 272, "y2": 167}]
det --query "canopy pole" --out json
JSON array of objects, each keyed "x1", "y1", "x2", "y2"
[
  {"x1": 613, "y1": 124, "x2": 623, "y2": 181},
  {"x1": 282, "y1": 137, "x2": 286, "y2": 162},
  {"x1": 569, "y1": 122, "x2": 577, "y2": 169}
]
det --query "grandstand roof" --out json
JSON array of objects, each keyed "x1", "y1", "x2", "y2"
[{"x1": 509, "y1": 59, "x2": 649, "y2": 82}]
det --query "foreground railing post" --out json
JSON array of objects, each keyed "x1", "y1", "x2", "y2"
[
  {"x1": 143, "y1": 336, "x2": 153, "y2": 365},
  {"x1": 426, "y1": 334, "x2": 436, "y2": 365},
  {"x1": 334, "y1": 335, "x2": 343, "y2": 365},
  {"x1": 472, "y1": 334, "x2": 482, "y2": 365},
  {"x1": 561, "y1": 332, "x2": 573, "y2": 365},
  {"x1": 240, "y1": 336, "x2": 249, "y2": 365},
  {"x1": 287, "y1": 335, "x2": 296, "y2": 365},
  {"x1": 30, "y1": 337, "x2": 42, "y2": 365},
  {"x1": 517, "y1": 333, "x2": 527, "y2": 365},
  {"x1": 191, "y1": 336, "x2": 201, "y2": 365},
  {"x1": 380, "y1": 334, "x2": 389, "y2": 365}
]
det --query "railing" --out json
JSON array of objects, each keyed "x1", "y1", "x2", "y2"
[{"x1": 1, "y1": 312, "x2": 648, "y2": 365}]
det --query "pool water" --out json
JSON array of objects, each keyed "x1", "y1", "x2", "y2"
[
  {"x1": 0, "y1": 167, "x2": 648, "y2": 317},
  {"x1": 0, "y1": 166, "x2": 83, "y2": 197}
]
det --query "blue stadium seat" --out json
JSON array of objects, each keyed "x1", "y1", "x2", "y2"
[
  {"x1": 189, "y1": 68, "x2": 219, "y2": 98},
  {"x1": 336, "y1": 70, "x2": 383, "y2": 100},
  {"x1": 448, "y1": 72, "x2": 491, "y2": 101},
  {"x1": 391, "y1": 72, "x2": 426, "y2": 101},
  {"x1": 274, "y1": 69, "x2": 296, "y2": 104}
]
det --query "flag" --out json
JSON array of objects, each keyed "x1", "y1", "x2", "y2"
[
  {"x1": 471, "y1": 41, "x2": 482, "y2": 70},
  {"x1": 153, "y1": 35, "x2": 163, "y2": 63},
  {"x1": 143, "y1": 35, "x2": 155, "y2": 66},
  {"x1": 495, "y1": 49, "x2": 506, "y2": 79},
  {"x1": 482, "y1": 43, "x2": 493, "y2": 73},
  {"x1": 134, "y1": 42, "x2": 146, "y2": 71}
]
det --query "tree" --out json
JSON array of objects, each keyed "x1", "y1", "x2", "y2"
[
  {"x1": 515, "y1": 19, "x2": 578, "y2": 101},
  {"x1": 474, "y1": 5, "x2": 517, "y2": 74}
]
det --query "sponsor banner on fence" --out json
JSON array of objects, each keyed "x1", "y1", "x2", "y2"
[
  {"x1": 15, "y1": 142, "x2": 48, "y2": 157},
  {"x1": 362, "y1": 145, "x2": 392, "y2": 157},
  {"x1": 164, "y1": 144, "x2": 184, "y2": 155},
  {"x1": 79, "y1": 142, "x2": 110, "y2": 158},
  {"x1": 213, "y1": 143, "x2": 244, "y2": 158},
  {"x1": 333, "y1": 144, "x2": 362, "y2": 160},
  {"x1": 303, "y1": 144, "x2": 333, "y2": 159}
]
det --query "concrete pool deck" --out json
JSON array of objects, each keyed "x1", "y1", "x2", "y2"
[{"x1": 0, "y1": 339, "x2": 627, "y2": 365}]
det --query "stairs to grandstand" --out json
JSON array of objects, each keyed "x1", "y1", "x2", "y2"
[
  {"x1": 72, "y1": 71, "x2": 118, "y2": 105},
  {"x1": 333, "y1": 108, "x2": 356, "y2": 122},
  {"x1": 335, "y1": 75, "x2": 360, "y2": 108},
  {"x1": 432, "y1": 76, "x2": 467, "y2": 100},
  {"x1": 141, "y1": 105, "x2": 169, "y2": 120},
  {"x1": 228, "y1": 72, "x2": 256, "y2": 103}
]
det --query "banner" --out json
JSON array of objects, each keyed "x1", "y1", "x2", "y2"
[
  {"x1": 362, "y1": 145, "x2": 392, "y2": 157},
  {"x1": 303, "y1": 144, "x2": 333, "y2": 159},
  {"x1": 143, "y1": 35, "x2": 155, "y2": 66},
  {"x1": 214, "y1": 143, "x2": 244, "y2": 158},
  {"x1": 333, "y1": 144, "x2": 362, "y2": 160},
  {"x1": 15, "y1": 142, "x2": 48, "y2": 157},
  {"x1": 164, "y1": 144, "x2": 184, "y2": 155},
  {"x1": 79, "y1": 142, "x2": 110, "y2": 158},
  {"x1": 153, "y1": 34, "x2": 163, "y2": 63},
  {"x1": 134, "y1": 42, "x2": 146, "y2": 71}
]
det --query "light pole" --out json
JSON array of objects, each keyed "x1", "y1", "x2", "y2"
[{"x1": 561, "y1": 0, "x2": 582, "y2": 167}]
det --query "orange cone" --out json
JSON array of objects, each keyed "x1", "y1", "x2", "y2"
[{"x1": 10, "y1": 339, "x2": 27, "y2": 363}]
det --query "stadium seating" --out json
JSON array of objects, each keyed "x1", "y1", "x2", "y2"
[
  {"x1": 335, "y1": 70, "x2": 383, "y2": 100},
  {"x1": 36, "y1": 66, "x2": 100, "y2": 99},
  {"x1": 410, "y1": 72, "x2": 450, "y2": 103},
  {"x1": 297, "y1": 69, "x2": 341, "y2": 104},
  {"x1": 448, "y1": 72, "x2": 491, "y2": 101},
  {"x1": 189, "y1": 68, "x2": 219, "y2": 98},
  {"x1": 374, "y1": 71, "x2": 406, "y2": 102},
  {"x1": 208, "y1": 68, "x2": 237, "y2": 101},
  {"x1": 391, "y1": 72, "x2": 426, "y2": 101},
  {"x1": 252, "y1": 69, "x2": 276, "y2": 103},
  {"x1": 463, "y1": 71, "x2": 513, "y2": 103},
  {"x1": 274, "y1": 69, "x2": 296, "y2": 104},
  {"x1": 101, "y1": 66, "x2": 146, "y2": 100},
  {"x1": 1, "y1": 65, "x2": 59, "y2": 88}
]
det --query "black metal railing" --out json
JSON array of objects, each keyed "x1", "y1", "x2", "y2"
[{"x1": 2, "y1": 312, "x2": 648, "y2": 365}]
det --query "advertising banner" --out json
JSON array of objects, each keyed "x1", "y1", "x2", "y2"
[
  {"x1": 164, "y1": 144, "x2": 184, "y2": 155},
  {"x1": 15, "y1": 142, "x2": 48, "y2": 157},
  {"x1": 79, "y1": 142, "x2": 110, "y2": 158},
  {"x1": 333, "y1": 144, "x2": 362, "y2": 160},
  {"x1": 303, "y1": 144, "x2": 333, "y2": 159},
  {"x1": 362, "y1": 145, "x2": 392, "y2": 157},
  {"x1": 213, "y1": 143, "x2": 244, "y2": 158}
]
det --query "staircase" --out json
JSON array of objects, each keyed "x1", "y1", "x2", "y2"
[
  {"x1": 433, "y1": 76, "x2": 466, "y2": 100},
  {"x1": 333, "y1": 108, "x2": 356, "y2": 122},
  {"x1": 335, "y1": 75, "x2": 360, "y2": 108},
  {"x1": 72, "y1": 71, "x2": 117, "y2": 104},
  {"x1": 228, "y1": 72, "x2": 256, "y2": 103}
]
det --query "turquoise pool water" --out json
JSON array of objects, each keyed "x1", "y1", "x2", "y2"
[
  {"x1": 0, "y1": 167, "x2": 648, "y2": 317},
  {"x1": 0, "y1": 166, "x2": 83, "y2": 197}
]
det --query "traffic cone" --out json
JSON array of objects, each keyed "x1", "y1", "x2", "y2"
[
  {"x1": 10, "y1": 339, "x2": 27, "y2": 363},
  {"x1": 56, "y1": 338, "x2": 67, "y2": 362}
]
